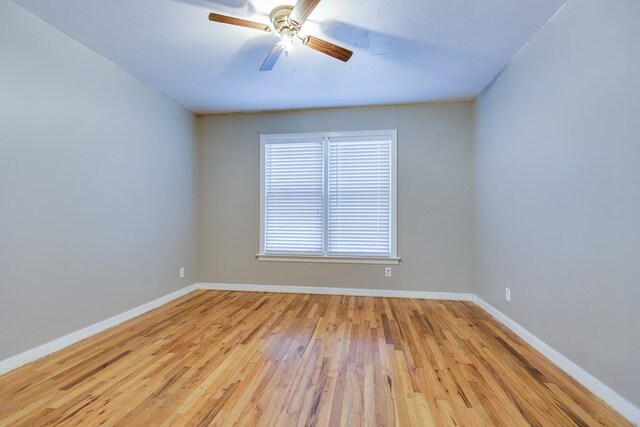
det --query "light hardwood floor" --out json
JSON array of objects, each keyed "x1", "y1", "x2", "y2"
[{"x1": 0, "y1": 290, "x2": 630, "y2": 426}]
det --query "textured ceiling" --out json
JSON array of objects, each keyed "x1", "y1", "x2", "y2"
[{"x1": 12, "y1": 0, "x2": 566, "y2": 113}]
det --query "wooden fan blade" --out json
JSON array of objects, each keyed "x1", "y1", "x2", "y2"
[
  {"x1": 302, "y1": 36, "x2": 353, "y2": 62},
  {"x1": 208, "y1": 13, "x2": 271, "y2": 32},
  {"x1": 260, "y1": 43, "x2": 284, "y2": 71},
  {"x1": 290, "y1": 0, "x2": 320, "y2": 25}
]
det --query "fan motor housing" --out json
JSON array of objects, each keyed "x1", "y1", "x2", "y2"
[{"x1": 269, "y1": 5, "x2": 299, "y2": 35}]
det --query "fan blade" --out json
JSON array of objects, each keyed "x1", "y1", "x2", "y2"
[
  {"x1": 260, "y1": 43, "x2": 284, "y2": 71},
  {"x1": 290, "y1": 0, "x2": 320, "y2": 25},
  {"x1": 208, "y1": 13, "x2": 271, "y2": 32},
  {"x1": 302, "y1": 36, "x2": 353, "y2": 62}
]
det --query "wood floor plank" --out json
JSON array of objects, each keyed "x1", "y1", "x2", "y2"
[{"x1": 0, "y1": 290, "x2": 631, "y2": 426}]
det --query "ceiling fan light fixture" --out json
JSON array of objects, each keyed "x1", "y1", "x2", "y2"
[{"x1": 279, "y1": 34, "x2": 294, "y2": 54}]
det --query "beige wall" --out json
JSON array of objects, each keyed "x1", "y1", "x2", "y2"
[
  {"x1": 474, "y1": 0, "x2": 640, "y2": 408},
  {"x1": 198, "y1": 103, "x2": 473, "y2": 292},
  {"x1": 0, "y1": 1, "x2": 197, "y2": 359}
]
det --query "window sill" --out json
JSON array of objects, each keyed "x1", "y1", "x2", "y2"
[{"x1": 256, "y1": 255, "x2": 401, "y2": 265}]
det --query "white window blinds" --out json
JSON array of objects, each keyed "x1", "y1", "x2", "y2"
[
  {"x1": 328, "y1": 137, "x2": 392, "y2": 257},
  {"x1": 261, "y1": 130, "x2": 396, "y2": 259},
  {"x1": 263, "y1": 140, "x2": 324, "y2": 255}
]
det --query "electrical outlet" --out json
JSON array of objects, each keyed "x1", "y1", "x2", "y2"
[
  {"x1": 179, "y1": 267, "x2": 185, "y2": 279},
  {"x1": 385, "y1": 267, "x2": 392, "y2": 277},
  {"x1": 505, "y1": 288, "x2": 511, "y2": 302}
]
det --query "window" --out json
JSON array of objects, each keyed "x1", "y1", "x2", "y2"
[{"x1": 259, "y1": 130, "x2": 398, "y2": 264}]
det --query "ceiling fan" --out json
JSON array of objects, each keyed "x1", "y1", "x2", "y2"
[{"x1": 208, "y1": 0, "x2": 353, "y2": 71}]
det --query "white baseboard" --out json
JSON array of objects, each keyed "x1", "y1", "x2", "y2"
[
  {"x1": 197, "y1": 282, "x2": 473, "y2": 301},
  {"x1": 0, "y1": 284, "x2": 198, "y2": 377},
  {"x1": 473, "y1": 295, "x2": 640, "y2": 426}
]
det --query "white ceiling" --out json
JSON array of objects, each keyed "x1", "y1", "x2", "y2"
[{"x1": 12, "y1": 0, "x2": 566, "y2": 113}]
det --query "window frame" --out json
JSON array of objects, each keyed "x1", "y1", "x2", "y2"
[{"x1": 258, "y1": 129, "x2": 399, "y2": 265}]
